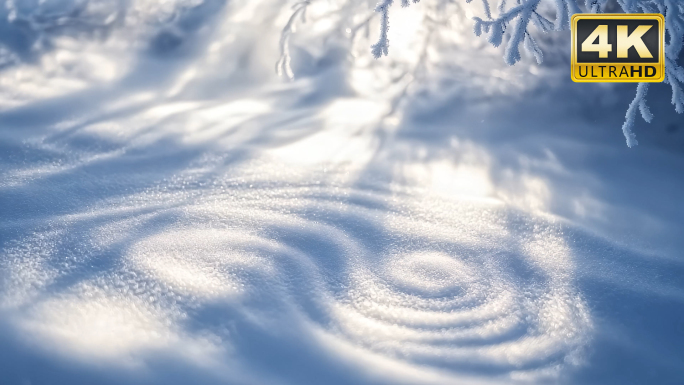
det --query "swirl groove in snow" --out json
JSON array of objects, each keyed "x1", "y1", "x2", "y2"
[{"x1": 1, "y1": 178, "x2": 593, "y2": 383}]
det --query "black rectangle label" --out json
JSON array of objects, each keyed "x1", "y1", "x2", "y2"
[
  {"x1": 571, "y1": 14, "x2": 664, "y2": 83},
  {"x1": 576, "y1": 19, "x2": 659, "y2": 63}
]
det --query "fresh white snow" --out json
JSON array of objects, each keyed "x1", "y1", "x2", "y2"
[{"x1": 0, "y1": 1, "x2": 683, "y2": 384}]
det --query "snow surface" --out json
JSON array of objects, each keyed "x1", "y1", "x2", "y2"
[{"x1": 0, "y1": 1, "x2": 683, "y2": 384}]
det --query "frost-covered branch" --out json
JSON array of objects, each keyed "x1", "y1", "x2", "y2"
[
  {"x1": 367, "y1": 0, "x2": 684, "y2": 147},
  {"x1": 371, "y1": 0, "x2": 395, "y2": 58},
  {"x1": 471, "y1": 0, "x2": 578, "y2": 65},
  {"x1": 277, "y1": 1, "x2": 310, "y2": 79},
  {"x1": 620, "y1": 0, "x2": 684, "y2": 146},
  {"x1": 622, "y1": 83, "x2": 652, "y2": 147},
  {"x1": 278, "y1": 0, "x2": 683, "y2": 146}
]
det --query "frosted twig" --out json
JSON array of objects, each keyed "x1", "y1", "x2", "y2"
[{"x1": 277, "y1": 1, "x2": 311, "y2": 80}]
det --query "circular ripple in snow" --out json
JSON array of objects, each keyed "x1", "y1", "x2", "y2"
[{"x1": 0, "y1": 183, "x2": 592, "y2": 382}]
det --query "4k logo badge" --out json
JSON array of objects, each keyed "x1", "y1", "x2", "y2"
[{"x1": 571, "y1": 14, "x2": 664, "y2": 82}]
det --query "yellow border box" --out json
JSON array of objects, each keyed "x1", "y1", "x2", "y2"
[{"x1": 571, "y1": 13, "x2": 665, "y2": 83}]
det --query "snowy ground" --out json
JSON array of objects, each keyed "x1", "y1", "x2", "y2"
[{"x1": 0, "y1": 1, "x2": 683, "y2": 384}]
